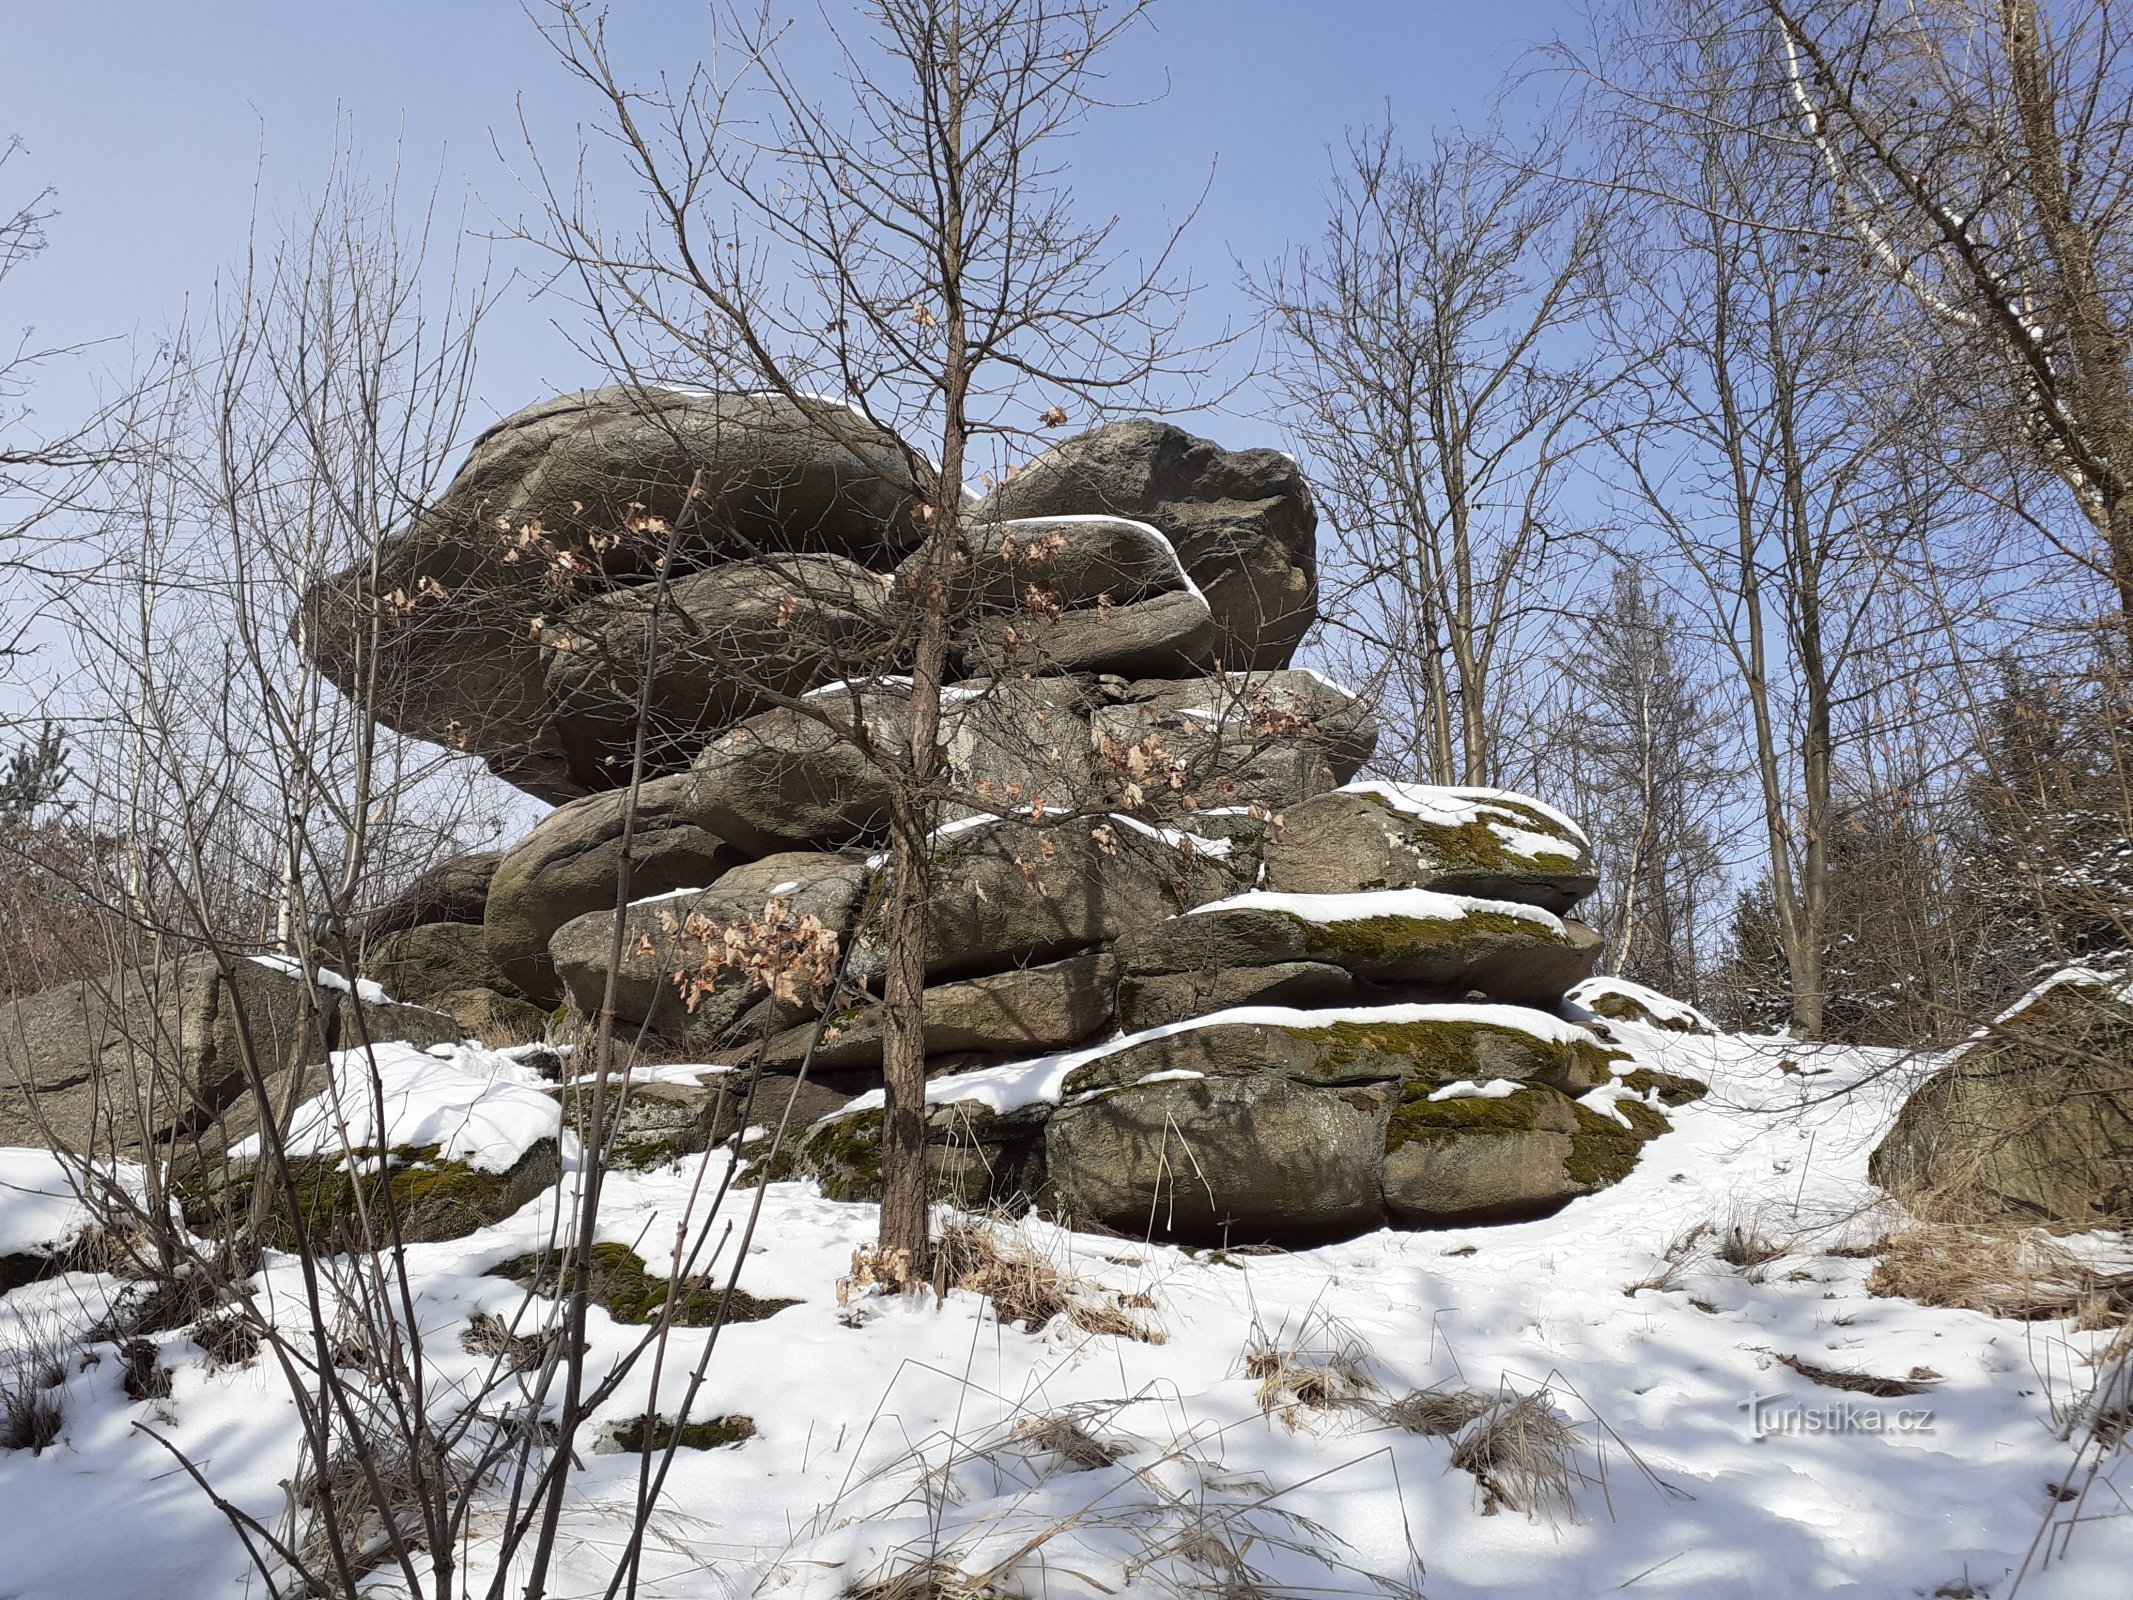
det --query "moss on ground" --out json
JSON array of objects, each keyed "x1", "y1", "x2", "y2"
[
  {"x1": 181, "y1": 1142, "x2": 556, "y2": 1249},
  {"x1": 1617, "y1": 1067, "x2": 1709, "y2": 1107},
  {"x1": 608, "y1": 1413, "x2": 756, "y2": 1451},
  {"x1": 488, "y1": 1240, "x2": 797, "y2": 1326}
]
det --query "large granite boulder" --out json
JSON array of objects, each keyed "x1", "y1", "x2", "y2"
[
  {"x1": 365, "y1": 923, "x2": 519, "y2": 1006},
  {"x1": 687, "y1": 690, "x2": 908, "y2": 855},
  {"x1": 939, "y1": 678, "x2": 1100, "y2": 820},
  {"x1": 1869, "y1": 969, "x2": 2133, "y2": 1228},
  {"x1": 484, "y1": 774, "x2": 746, "y2": 1002},
  {"x1": 920, "y1": 515, "x2": 1196, "y2": 614},
  {"x1": 977, "y1": 420, "x2": 1318, "y2": 670},
  {"x1": 1045, "y1": 1008, "x2": 1642, "y2": 1241},
  {"x1": 302, "y1": 387, "x2": 925, "y2": 800},
  {"x1": 960, "y1": 587, "x2": 1216, "y2": 679},
  {"x1": 1262, "y1": 785, "x2": 1597, "y2": 913},
  {"x1": 1115, "y1": 890, "x2": 1601, "y2": 1007},
  {"x1": 542, "y1": 553, "x2": 896, "y2": 788},
  {"x1": 0, "y1": 955, "x2": 459, "y2": 1156},
  {"x1": 762, "y1": 1004, "x2": 1661, "y2": 1244}
]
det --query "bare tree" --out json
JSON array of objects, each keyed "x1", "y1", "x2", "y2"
[
  {"x1": 517, "y1": 0, "x2": 1203, "y2": 1281},
  {"x1": 1759, "y1": 0, "x2": 2133, "y2": 637},
  {"x1": 1249, "y1": 125, "x2": 1612, "y2": 786},
  {"x1": 1585, "y1": 4, "x2": 1954, "y2": 1038}
]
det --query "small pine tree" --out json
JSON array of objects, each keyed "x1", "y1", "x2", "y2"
[{"x1": 0, "y1": 722, "x2": 69, "y2": 830}]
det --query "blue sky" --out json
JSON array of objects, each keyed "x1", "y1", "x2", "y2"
[{"x1": 4, "y1": 1, "x2": 1580, "y2": 451}]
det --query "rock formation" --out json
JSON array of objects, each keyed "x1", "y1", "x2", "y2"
[
  {"x1": 1870, "y1": 968, "x2": 2133, "y2": 1228},
  {"x1": 0, "y1": 391, "x2": 1698, "y2": 1248}
]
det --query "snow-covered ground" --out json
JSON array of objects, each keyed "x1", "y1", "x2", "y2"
[{"x1": 3, "y1": 1021, "x2": 2128, "y2": 1598}]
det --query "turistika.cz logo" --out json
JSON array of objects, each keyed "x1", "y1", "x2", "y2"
[{"x1": 1739, "y1": 1394, "x2": 1936, "y2": 1438}]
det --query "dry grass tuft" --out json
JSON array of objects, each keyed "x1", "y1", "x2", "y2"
[
  {"x1": 1448, "y1": 1385, "x2": 1587, "y2": 1522},
  {"x1": 459, "y1": 1310, "x2": 557, "y2": 1373},
  {"x1": 1775, "y1": 1352, "x2": 1936, "y2": 1397},
  {"x1": 1239, "y1": 1308, "x2": 1381, "y2": 1427},
  {"x1": 1623, "y1": 1221, "x2": 1711, "y2": 1296},
  {"x1": 934, "y1": 1218, "x2": 1163, "y2": 1344},
  {"x1": 1375, "y1": 1384, "x2": 1494, "y2": 1438},
  {"x1": 0, "y1": 1309, "x2": 70, "y2": 1454},
  {"x1": 1715, "y1": 1220, "x2": 1787, "y2": 1270},
  {"x1": 1866, "y1": 1225, "x2": 2133, "y2": 1321},
  {"x1": 190, "y1": 1311, "x2": 262, "y2": 1370},
  {"x1": 1008, "y1": 1411, "x2": 1130, "y2": 1472}
]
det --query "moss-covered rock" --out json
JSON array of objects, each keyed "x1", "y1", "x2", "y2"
[
  {"x1": 488, "y1": 1240, "x2": 797, "y2": 1325},
  {"x1": 1381, "y1": 1084, "x2": 1670, "y2": 1226},
  {"x1": 1116, "y1": 897, "x2": 1601, "y2": 1006},
  {"x1": 1062, "y1": 1012, "x2": 1624, "y2": 1099},
  {"x1": 1869, "y1": 969, "x2": 2133, "y2": 1228},
  {"x1": 183, "y1": 1140, "x2": 560, "y2": 1249},
  {"x1": 1616, "y1": 1066, "x2": 1710, "y2": 1108},
  {"x1": 1262, "y1": 787, "x2": 1597, "y2": 912},
  {"x1": 738, "y1": 1102, "x2": 1050, "y2": 1212},
  {"x1": 550, "y1": 1079, "x2": 719, "y2": 1171},
  {"x1": 1565, "y1": 977, "x2": 1717, "y2": 1035}
]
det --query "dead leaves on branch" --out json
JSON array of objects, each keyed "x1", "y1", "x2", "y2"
[{"x1": 650, "y1": 895, "x2": 842, "y2": 1014}]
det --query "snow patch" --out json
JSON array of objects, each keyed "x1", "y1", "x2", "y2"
[
  {"x1": 1187, "y1": 885, "x2": 1563, "y2": 932},
  {"x1": 230, "y1": 1041, "x2": 565, "y2": 1174}
]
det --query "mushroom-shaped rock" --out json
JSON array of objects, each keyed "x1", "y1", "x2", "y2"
[
  {"x1": 1262, "y1": 784, "x2": 1597, "y2": 913},
  {"x1": 301, "y1": 387, "x2": 925, "y2": 799},
  {"x1": 976, "y1": 419, "x2": 1317, "y2": 670}
]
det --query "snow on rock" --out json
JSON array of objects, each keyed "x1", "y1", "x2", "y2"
[
  {"x1": 1565, "y1": 975, "x2": 1718, "y2": 1033},
  {"x1": 230, "y1": 1040, "x2": 565, "y2": 1173},
  {"x1": 247, "y1": 951, "x2": 392, "y2": 1005},
  {"x1": 0, "y1": 1148, "x2": 141, "y2": 1259},
  {"x1": 1428, "y1": 1077, "x2": 1525, "y2": 1102},
  {"x1": 1188, "y1": 884, "x2": 1565, "y2": 932},
  {"x1": 8, "y1": 1020, "x2": 2132, "y2": 1600},
  {"x1": 1341, "y1": 780, "x2": 1589, "y2": 854},
  {"x1": 841, "y1": 1000, "x2": 1603, "y2": 1119}
]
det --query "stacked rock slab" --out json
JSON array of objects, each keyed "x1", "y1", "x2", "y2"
[{"x1": 277, "y1": 391, "x2": 1694, "y2": 1244}]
